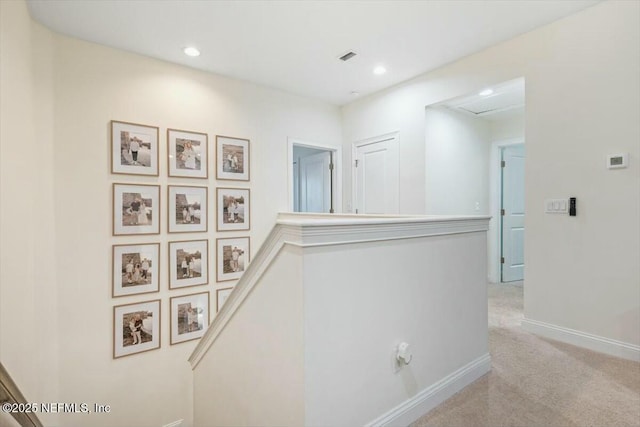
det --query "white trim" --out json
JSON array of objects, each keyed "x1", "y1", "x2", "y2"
[
  {"x1": 522, "y1": 318, "x2": 640, "y2": 362},
  {"x1": 189, "y1": 213, "x2": 491, "y2": 368},
  {"x1": 287, "y1": 137, "x2": 342, "y2": 213},
  {"x1": 352, "y1": 131, "x2": 400, "y2": 215},
  {"x1": 489, "y1": 137, "x2": 524, "y2": 283},
  {"x1": 162, "y1": 420, "x2": 183, "y2": 427},
  {"x1": 278, "y1": 213, "x2": 490, "y2": 247},
  {"x1": 366, "y1": 353, "x2": 491, "y2": 427}
]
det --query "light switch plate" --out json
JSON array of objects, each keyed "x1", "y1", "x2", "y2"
[{"x1": 545, "y1": 198, "x2": 569, "y2": 214}]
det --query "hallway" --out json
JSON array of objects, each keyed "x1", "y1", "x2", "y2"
[{"x1": 413, "y1": 283, "x2": 640, "y2": 427}]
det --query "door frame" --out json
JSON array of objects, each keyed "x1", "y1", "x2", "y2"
[
  {"x1": 287, "y1": 138, "x2": 342, "y2": 213},
  {"x1": 488, "y1": 137, "x2": 524, "y2": 283},
  {"x1": 352, "y1": 131, "x2": 399, "y2": 214}
]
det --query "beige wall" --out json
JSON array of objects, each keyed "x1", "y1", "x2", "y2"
[
  {"x1": 424, "y1": 106, "x2": 491, "y2": 215},
  {"x1": 0, "y1": 1, "x2": 59, "y2": 425},
  {"x1": 1, "y1": 1, "x2": 342, "y2": 425},
  {"x1": 342, "y1": 1, "x2": 640, "y2": 348},
  {"x1": 194, "y1": 245, "x2": 305, "y2": 426},
  {"x1": 51, "y1": 37, "x2": 339, "y2": 427}
]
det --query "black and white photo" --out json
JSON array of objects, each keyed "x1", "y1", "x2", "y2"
[
  {"x1": 113, "y1": 300, "x2": 160, "y2": 358},
  {"x1": 113, "y1": 183, "x2": 160, "y2": 235},
  {"x1": 217, "y1": 187, "x2": 250, "y2": 231},
  {"x1": 170, "y1": 292, "x2": 210, "y2": 345},
  {"x1": 168, "y1": 185, "x2": 207, "y2": 233},
  {"x1": 216, "y1": 237, "x2": 250, "y2": 282},
  {"x1": 111, "y1": 121, "x2": 159, "y2": 176},
  {"x1": 168, "y1": 129, "x2": 208, "y2": 178},
  {"x1": 112, "y1": 243, "x2": 160, "y2": 297},
  {"x1": 216, "y1": 135, "x2": 250, "y2": 181},
  {"x1": 169, "y1": 239, "x2": 209, "y2": 289}
]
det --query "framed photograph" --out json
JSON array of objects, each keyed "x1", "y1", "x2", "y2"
[
  {"x1": 113, "y1": 299, "x2": 160, "y2": 359},
  {"x1": 169, "y1": 239, "x2": 209, "y2": 289},
  {"x1": 170, "y1": 292, "x2": 210, "y2": 345},
  {"x1": 168, "y1": 129, "x2": 208, "y2": 179},
  {"x1": 113, "y1": 183, "x2": 160, "y2": 235},
  {"x1": 216, "y1": 237, "x2": 250, "y2": 282},
  {"x1": 216, "y1": 287, "x2": 233, "y2": 312},
  {"x1": 111, "y1": 120, "x2": 159, "y2": 176},
  {"x1": 216, "y1": 135, "x2": 250, "y2": 181},
  {"x1": 168, "y1": 185, "x2": 207, "y2": 233},
  {"x1": 217, "y1": 187, "x2": 250, "y2": 231},
  {"x1": 112, "y1": 243, "x2": 160, "y2": 297}
]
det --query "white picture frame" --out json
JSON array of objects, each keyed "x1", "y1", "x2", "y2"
[
  {"x1": 111, "y1": 120, "x2": 159, "y2": 176},
  {"x1": 170, "y1": 292, "x2": 210, "y2": 345},
  {"x1": 112, "y1": 243, "x2": 160, "y2": 297},
  {"x1": 168, "y1": 128, "x2": 208, "y2": 179},
  {"x1": 113, "y1": 299, "x2": 161, "y2": 359},
  {"x1": 216, "y1": 187, "x2": 250, "y2": 231},
  {"x1": 216, "y1": 135, "x2": 250, "y2": 181},
  {"x1": 168, "y1": 185, "x2": 208, "y2": 233},
  {"x1": 168, "y1": 239, "x2": 209, "y2": 289},
  {"x1": 216, "y1": 237, "x2": 250, "y2": 282},
  {"x1": 113, "y1": 183, "x2": 160, "y2": 236},
  {"x1": 216, "y1": 287, "x2": 233, "y2": 313}
]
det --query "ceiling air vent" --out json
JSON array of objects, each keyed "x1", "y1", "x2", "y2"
[{"x1": 339, "y1": 51, "x2": 357, "y2": 61}]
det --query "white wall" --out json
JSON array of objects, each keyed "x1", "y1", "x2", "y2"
[
  {"x1": 1, "y1": 1, "x2": 342, "y2": 424},
  {"x1": 50, "y1": 35, "x2": 339, "y2": 426},
  {"x1": 491, "y1": 113, "x2": 525, "y2": 141},
  {"x1": 0, "y1": 2, "x2": 59, "y2": 425},
  {"x1": 424, "y1": 107, "x2": 491, "y2": 215},
  {"x1": 194, "y1": 245, "x2": 305, "y2": 426},
  {"x1": 192, "y1": 214, "x2": 490, "y2": 426},
  {"x1": 304, "y1": 232, "x2": 489, "y2": 425},
  {"x1": 342, "y1": 1, "x2": 640, "y2": 349}
]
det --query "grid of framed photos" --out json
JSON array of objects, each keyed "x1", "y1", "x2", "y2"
[{"x1": 109, "y1": 120, "x2": 252, "y2": 358}]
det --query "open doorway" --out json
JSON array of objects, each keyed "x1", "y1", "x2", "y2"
[
  {"x1": 288, "y1": 139, "x2": 342, "y2": 213},
  {"x1": 425, "y1": 77, "x2": 525, "y2": 284}
]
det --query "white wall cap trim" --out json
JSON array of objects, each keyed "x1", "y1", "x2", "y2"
[
  {"x1": 190, "y1": 213, "x2": 490, "y2": 368},
  {"x1": 522, "y1": 318, "x2": 640, "y2": 362}
]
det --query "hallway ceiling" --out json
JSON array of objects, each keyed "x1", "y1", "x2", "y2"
[
  {"x1": 26, "y1": 0, "x2": 598, "y2": 106},
  {"x1": 444, "y1": 78, "x2": 525, "y2": 122}
]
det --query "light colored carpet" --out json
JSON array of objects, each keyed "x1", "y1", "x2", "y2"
[{"x1": 412, "y1": 282, "x2": 640, "y2": 427}]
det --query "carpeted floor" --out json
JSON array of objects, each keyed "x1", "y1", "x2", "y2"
[{"x1": 412, "y1": 282, "x2": 640, "y2": 427}]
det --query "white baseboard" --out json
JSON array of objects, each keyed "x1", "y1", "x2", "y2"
[
  {"x1": 522, "y1": 318, "x2": 640, "y2": 362},
  {"x1": 366, "y1": 353, "x2": 491, "y2": 427}
]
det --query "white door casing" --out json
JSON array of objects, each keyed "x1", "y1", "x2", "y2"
[
  {"x1": 501, "y1": 144, "x2": 525, "y2": 282},
  {"x1": 353, "y1": 132, "x2": 399, "y2": 214},
  {"x1": 288, "y1": 138, "x2": 342, "y2": 213}
]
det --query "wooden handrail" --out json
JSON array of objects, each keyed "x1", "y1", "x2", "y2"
[{"x1": 0, "y1": 362, "x2": 43, "y2": 427}]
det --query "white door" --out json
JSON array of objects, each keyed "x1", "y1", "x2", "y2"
[
  {"x1": 501, "y1": 144, "x2": 525, "y2": 282},
  {"x1": 299, "y1": 151, "x2": 332, "y2": 213},
  {"x1": 354, "y1": 134, "x2": 399, "y2": 214}
]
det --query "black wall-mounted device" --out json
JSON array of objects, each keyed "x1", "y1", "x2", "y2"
[{"x1": 569, "y1": 197, "x2": 577, "y2": 216}]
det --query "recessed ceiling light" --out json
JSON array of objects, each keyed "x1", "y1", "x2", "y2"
[
  {"x1": 479, "y1": 88, "x2": 493, "y2": 96},
  {"x1": 350, "y1": 91, "x2": 360, "y2": 96},
  {"x1": 183, "y1": 46, "x2": 201, "y2": 57},
  {"x1": 373, "y1": 66, "x2": 387, "y2": 75}
]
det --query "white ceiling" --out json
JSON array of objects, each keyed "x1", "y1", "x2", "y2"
[
  {"x1": 26, "y1": 0, "x2": 598, "y2": 106},
  {"x1": 442, "y1": 78, "x2": 525, "y2": 122}
]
